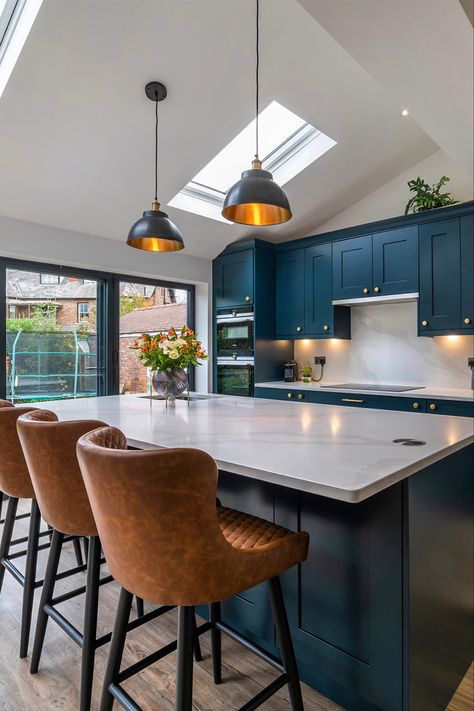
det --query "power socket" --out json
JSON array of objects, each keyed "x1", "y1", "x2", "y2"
[{"x1": 314, "y1": 356, "x2": 326, "y2": 366}]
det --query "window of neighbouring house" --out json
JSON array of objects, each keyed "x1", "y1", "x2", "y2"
[
  {"x1": 77, "y1": 302, "x2": 90, "y2": 322},
  {"x1": 39, "y1": 273, "x2": 60, "y2": 285}
]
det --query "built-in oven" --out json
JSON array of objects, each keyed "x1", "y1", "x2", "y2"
[
  {"x1": 216, "y1": 307, "x2": 254, "y2": 358},
  {"x1": 216, "y1": 357, "x2": 254, "y2": 397}
]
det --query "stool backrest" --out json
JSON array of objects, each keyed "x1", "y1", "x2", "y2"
[
  {"x1": 0, "y1": 405, "x2": 37, "y2": 499},
  {"x1": 0, "y1": 399, "x2": 13, "y2": 408},
  {"x1": 77, "y1": 426, "x2": 236, "y2": 606},
  {"x1": 17, "y1": 410, "x2": 107, "y2": 537}
]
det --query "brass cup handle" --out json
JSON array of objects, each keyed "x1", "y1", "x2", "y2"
[
  {"x1": 323, "y1": 324, "x2": 329, "y2": 331},
  {"x1": 296, "y1": 325, "x2": 303, "y2": 332},
  {"x1": 412, "y1": 402, "x2": 420, "y2": 409},
  {"x1": 374, "y1": 286, "x2": 381, "y2": 293},
  {"x1": 362, "y1": 287, "x2": 370, "y2": 295},
  {"x1": 297, "y1": 393, "x2": 304, "y2": 400},
  {"x1": 244, "y1": 295, "x2": 251, "y2": 302},
  {"x1": 429, "y1": 403, "x2": 437, "y2": 411},
  {"x1": 421, "y1": 320, "x2": 429, "y2": 327},
  {"x1": 464, "y1": 317, "x2": 472, "y2": 325}
]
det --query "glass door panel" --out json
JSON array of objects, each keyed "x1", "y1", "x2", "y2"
[
  {"x1": 5, "y1": 268, "x2": 105, "y2": 403},
  {"x1": 118, "y1": 281, "x2": 189, "y2": 395}
]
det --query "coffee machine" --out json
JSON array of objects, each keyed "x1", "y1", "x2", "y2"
[{"x1": 284, "y1": 360, "x2": 298, "y2": 382}]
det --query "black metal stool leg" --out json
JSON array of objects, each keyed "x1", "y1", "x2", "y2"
[
  {"x1": 192, "y1": 613, "x2": 202, "y2": 662},
  {"x1": 210, "y1": 602, "x2": 222, "y2": 684},
  {"x1": 80, "y1": 536, "x2": 101, "y2": 711},
  {"x1": 73, "y1": 537, "x2": 84, "y2": 567},
  {"x1": 176, "y1": 606, "x2": 194, "y2": 711},
  {"x1": 30, "y1": 530, "x2": 64, "y2": 674},
  {"x1": 135, "y1": 596, "x2": 144, "y2": 618},
  {"x1": 82, "y1": 536, "x2": 89, "y2": 562},
  {"x1": 100, "y1": 587, "x2": 133, "y2": 711},
  {"x1": 268, "y1": 576, "x2": 304, "y2": 711},
  {"x1": 0, "y1": 496, "x2": 18, "y2": 594},
  {"x1": 19, "y1": 499, "x2": 41, "y2": 658}
]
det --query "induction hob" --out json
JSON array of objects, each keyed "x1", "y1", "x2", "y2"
[{"x1": 320, "y1": 383, "x2": 424, "y2": 392}]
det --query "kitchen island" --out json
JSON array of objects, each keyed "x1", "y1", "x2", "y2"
[{"x1": 40, "y1": 394, "x2": 473, "y2": 711}]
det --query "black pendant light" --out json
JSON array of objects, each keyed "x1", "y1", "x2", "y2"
[
  {"x1": 222, "y1": 0, "x2": 292, "y2": 226},
  {"x1": 127, "y1": 82, "x2": 184, "y2": 252}
]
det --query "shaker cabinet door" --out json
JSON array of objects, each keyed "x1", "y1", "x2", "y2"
[
  {"x1": 332, "y1": 235, "x2": 372, "y2": 300},
  {"x1": 214, "y1": 249, "x2": 254, "y2": 309},
  {"x1": 372, "y1": 226, "x2": 418, "y2": 296},
  {"x1": 419, "y1": 219, "x2": 461, "y2": 333},
  {"x1": 460, "y1": 214, "x2": 474, "y2": 331},
  {"x1": 275, "y1": 249, "x2": 305, "y2": 336},
  {"x1": 304, "y1": 243, "x2": 333, "y2": 336}
]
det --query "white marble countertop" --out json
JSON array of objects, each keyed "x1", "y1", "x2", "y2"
[
  {"x1": 256, "y1": 381, "x2": 474, "y2": 402},
  {"x1": 36, "y1": 394, "x2": 473, "y2": 504}
]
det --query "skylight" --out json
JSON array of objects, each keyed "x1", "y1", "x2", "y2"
[
  {"x1": 169, "y1": 101, "x2": 336, "y2": 224},
  {"x1": 0, "y1": 0, "x2": 44, "y2": 99}
]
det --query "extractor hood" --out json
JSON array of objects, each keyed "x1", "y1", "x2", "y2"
[{"x1": 332, "y1": 292, "x2": 418, "y2": 307}]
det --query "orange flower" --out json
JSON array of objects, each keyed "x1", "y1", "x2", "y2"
[{"x1": 168, "y1": 327, "x2": 176, "y2": 337}]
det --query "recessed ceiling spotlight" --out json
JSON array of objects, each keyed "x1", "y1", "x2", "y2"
[{"x1": 401, "y1": 109, "x2": 409, "y2": 117}]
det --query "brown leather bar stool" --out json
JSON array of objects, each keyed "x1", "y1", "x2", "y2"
[
  {"x1": 77, "y1": 426, "x2": 309, "y2": 711},
  {"x1": 17, "y1": 410, "x2": 201, "y2": 711},
  {"x1": 0, "y1": 402, "x2": 53, "y2": 659}
]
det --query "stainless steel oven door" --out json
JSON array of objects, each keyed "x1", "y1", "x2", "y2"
[
  {"x1": 216, "y1": 314, "x2": 254, "y2": 358},
  {"x1": 216, "y1": 358, "x2": 254, "y2": 397}
]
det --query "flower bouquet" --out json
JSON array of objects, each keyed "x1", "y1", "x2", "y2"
[{"x1": 132, "y1": 326, "x2": 207, "y2": 402}]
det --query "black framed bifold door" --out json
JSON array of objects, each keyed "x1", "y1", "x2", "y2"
[
  {"x1": 0, "y1": 259, "x2": 109, "y2": 403},
  {"x1": 0, "y1": 257, "x2": 196, "y2": 402}
]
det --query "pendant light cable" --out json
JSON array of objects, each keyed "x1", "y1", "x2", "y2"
[
  {"x1": 255, "y1": 0, "x2": 260, "y2": 161},
  {"x1": 154, "y1": 91, "x2": 159, "y2": 202}
]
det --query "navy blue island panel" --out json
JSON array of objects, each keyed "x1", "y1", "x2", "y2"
[{"x1": 205, "y1": 445, "x2": 474, "y2": 711}]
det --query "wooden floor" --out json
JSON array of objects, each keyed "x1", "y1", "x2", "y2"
[{"x1": 0, "y1": 513, "x2": 472, "y2": 711}]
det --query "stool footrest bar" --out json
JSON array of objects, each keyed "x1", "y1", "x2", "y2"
[
  {"x1": 109, "y1": 683, "x2": 143, "y2": 711},
  {"x1": 96, "y1": 605, "x2": 175, "y2": 649},
  {"x1": 238, "y1": 674, "x2": 289, "y2": 711},
  {"x1": 216, "y1": 621, "x2": 285, "y2": 674},
  {"x1": 1, "y1": 557, "x2": 25, "y2": 585},
  {"x1": 43, "y1": 604, "x2": 83, "y2": 647}
]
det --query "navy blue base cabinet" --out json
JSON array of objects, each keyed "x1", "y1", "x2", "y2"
[{"x1": 205, "y1": 445, "x2": 473, "y2": 711}]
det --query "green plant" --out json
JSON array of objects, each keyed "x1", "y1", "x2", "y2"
[
  {"x1": 405, "y1": 176, "x2": 458, "y2": 214},
  {"x1": 301, "y1": 362, "x2": 312, "y2": 377}
]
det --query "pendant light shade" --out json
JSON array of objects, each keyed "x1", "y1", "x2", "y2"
[
  {"x1": 127, "y1": 201, "x2": 184, "y2": 252},
  {"x1": 222, "y1": 159, "x2": 292, "y2": 226},
  {"x1": 222, "y1": 0, "x2": 292, "y2": 226},
  {"x1": 127, "y1": 82, "x2": 185, "y2": 252}
]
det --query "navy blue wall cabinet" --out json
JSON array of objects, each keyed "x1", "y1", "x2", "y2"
[
  {"x1": 333, "y1": 227, "x2": 418, "y2": 301},
  {"x1": 372, "y1": 226, "x2": 418, "y2": 295},
  {"x1": 419, "y1": 216, "x2": 474, "y2": 336},
  {"x1": 275, "y1": 245, "x2": 350, "y2": 339},
  {"x1": 332, "y1": 234, "x2": 372, "y2": 300},
  {"x1": 305, "y1": 244, "x2": 351, "y2": 338},
  {"x1": 213, "y1": 248, "x2": 254, "y2": 309},
  {"x1": 275, "y1": 248, "x2": 305, "y2": 336}
]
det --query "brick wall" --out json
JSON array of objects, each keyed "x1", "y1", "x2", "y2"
[
  {"x1": 119, "y1": 335, "x2": 148, "y2": 394},
  {"x1": 56, "y1": 300, "x2": 96, "y2": 329}
]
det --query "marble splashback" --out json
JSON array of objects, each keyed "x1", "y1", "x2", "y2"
[{"x1": 295, "y1": 302, "x2": 474, "y2": 389}]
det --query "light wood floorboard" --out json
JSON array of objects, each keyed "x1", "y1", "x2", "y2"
[{"x1": 0, "y1": 512, "x2": 472, "y2": 711}]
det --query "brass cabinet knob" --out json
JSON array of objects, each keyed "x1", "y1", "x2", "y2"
[
  {"x1": 287, "y1": 392, "x2": 293, "y2": 399},
  {"x1": 374, "y1": 286, "x2": 381, "y2": 293},
  {"x1": 362, "y1": 287, "x2": 370, "y2": 295},
  {"x1": 296, "y1": 325, "x2": 302, "y2": 332},
  {"x1": 464, "y1": 317, "x2": 472, "y2": 325},
  {"x1": 323, "y1": 324, "x2": 329, "y2": 331},
  {"x1": 297, "y1": 393, "x2": 304, "y2": 400},
  {"x1": 412, "y1": 402, "x2": 420, "y2": 409},
  {"x1": 429, "y1": 403, "x2": 437, "y2": 411},
  {"x1": 421, "y1": 320, "x2": 429, "y2": 327},
  {"x1": 245, "y1": 295, "x2": 251, "y2": 302}
]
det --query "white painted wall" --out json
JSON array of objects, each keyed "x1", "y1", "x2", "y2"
[
  {"x1": 0, "y1": 214, "x2": 212, "y2": 391},
  {"x1": 312, "y1": 150, "x2": 473, "y2": 236},
  {"x1": 295, "y1": 302, "x2": 474, "y2": 390}
]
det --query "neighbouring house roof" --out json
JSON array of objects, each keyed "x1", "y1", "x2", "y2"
[{"x1": 119, "y1": 303, "x2": 188, "y2": 335}]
